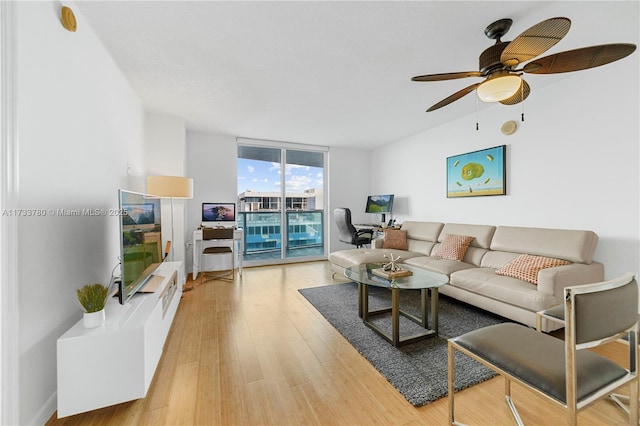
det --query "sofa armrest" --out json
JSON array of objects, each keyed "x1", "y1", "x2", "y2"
[
  {"x1": 372, "y1": 238, "x2": 384, "y2": 249},
  {"x1": 537, "y1": 262, "x2": 605, "y2": 300}
]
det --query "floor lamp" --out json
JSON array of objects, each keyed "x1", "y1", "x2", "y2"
[{"x1": 147, "y1": 175, "x2": 194, "y2": 289}]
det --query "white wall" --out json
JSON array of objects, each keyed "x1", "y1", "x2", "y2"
[
  {"x1": 144, "y1": 112, "x2": 188, "y2": 264},
  {"x1": 328, "y1": 146, "x2": 372, "y2": 251},
  {"x1": 371, "y1": 58, "x2": 639, "y2": 279},
  {"x1": 11, "y1": 3, "x2": 146, "y2": 424},
  {"x1": 185, "y1": 132, "x2": 238, "y2": 273}
]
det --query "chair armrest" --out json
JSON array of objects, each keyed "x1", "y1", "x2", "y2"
[
  {"x1": 355, "y1": 228, "x2": 373, "y2": 237},
  {"x1": 536, "y1": 304, "x2": 565, "y2": 331},
  {"x1": 537, "y1": 262, "x2": 605, "y2": 300}
]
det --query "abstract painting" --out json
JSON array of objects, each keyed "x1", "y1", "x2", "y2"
[{"x1": 447, "y1": 145, "x2": 506, "y2": 198}]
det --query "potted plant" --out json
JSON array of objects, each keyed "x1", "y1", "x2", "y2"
[{"x1": 76, "y1": 283, "x2": 109, "y2": 328}]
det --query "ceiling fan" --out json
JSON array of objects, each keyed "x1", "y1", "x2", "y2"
[{"x1": 412, "y1": 17, "x2": 637, "y2": 112}]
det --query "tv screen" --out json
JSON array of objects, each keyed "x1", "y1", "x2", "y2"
[
  {"x1": 118, "y1": 190, "x2": 162, "y2": 305},
  {"x1": 365, "y1": 194, "x2": 394, "y2": 214},
  {"x1": 121, "y1": 203, "x2": 154, "y2": 227},
  {"x1": 202, "y1": 203, "x2": 236, "y2": 222}
]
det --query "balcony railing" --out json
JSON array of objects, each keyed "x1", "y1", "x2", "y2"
[{"x1": 237, "y1": 210, "x2": 324, "y2": 258}]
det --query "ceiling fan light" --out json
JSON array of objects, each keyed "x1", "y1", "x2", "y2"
[{"x1": 477, "y1": 75, "x2": 522, "y2": 102}]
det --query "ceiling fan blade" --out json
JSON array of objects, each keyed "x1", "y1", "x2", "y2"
[
  {"x1": 522, "y1": 43, "x2": 637, "y2": 74},
  {"x1": 412, "y1": 71, "x2": 482, "y2": 82},
  {"x1": 499, "y1": 79, "x2": 531, "y2": 105},
  {"x1": 501, "y1": 17, "x2": 571, "y2": 67},
  {"x1": 426, "y1": 82, "x2": 482, "y2": 112}
]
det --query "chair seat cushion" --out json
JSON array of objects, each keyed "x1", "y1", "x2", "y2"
[
  {"x1": 451, "y1": 323, "x2": 628, "y2": 404},
  {"x1": 204, "y1": 247, "x2": 232, "y2": 254}
]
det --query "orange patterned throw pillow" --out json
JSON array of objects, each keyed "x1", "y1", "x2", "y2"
[
  {"x1": 382, "y1": 229, "x2": 408, "y2": 250},
  {"x1": 495, "y1": 254, "x2": 570, "y2": 285},
  {"x1": 434, "y1": 234, "x2": 474, "y2": 261}
]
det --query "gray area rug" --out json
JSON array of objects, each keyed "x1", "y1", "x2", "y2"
[{"x1": 299, "y1": 282, "x2": 509, "y2": 407}]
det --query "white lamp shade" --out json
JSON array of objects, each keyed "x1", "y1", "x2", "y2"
[
  {"x1": 477, "y1": 75, "x2": 521, "y2": 102},
  {"x1": 147, "y1": 175, "x2": 194, "y2": 198}
]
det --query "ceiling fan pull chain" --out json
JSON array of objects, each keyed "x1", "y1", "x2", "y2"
[
  {"x1": 521, "y1": 83, "x2": 525, "y2": 122},
  {"x1": 476, "y1": 96, "x2": 479, "y2": 131}
]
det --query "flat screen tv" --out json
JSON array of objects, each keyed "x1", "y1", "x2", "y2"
[
  {"x1": 202, "y1": 202, "x2": 236, "y2": 224},
  {"x1": 118, "y1": 189, "x2": 162, "y2": 305},
  {"x1": 365, "y1": 194, "x2": 394, "y2": 223}
]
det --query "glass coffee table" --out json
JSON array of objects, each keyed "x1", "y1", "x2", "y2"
[{"x1": 344, "y1": 263, "x2": 449, "y2": 347}]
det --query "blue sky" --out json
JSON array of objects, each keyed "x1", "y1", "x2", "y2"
[{"x1": 237, "y1": 158, "x2": 323, "y2": 194}]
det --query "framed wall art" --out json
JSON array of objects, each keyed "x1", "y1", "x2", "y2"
[{"x1": 447, "y1": 145, "x2": 506, "y2": 198}]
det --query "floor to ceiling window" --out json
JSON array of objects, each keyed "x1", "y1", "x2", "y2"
[{"x1": 237, "y1": 139, "x2": 327, "y2": 266}]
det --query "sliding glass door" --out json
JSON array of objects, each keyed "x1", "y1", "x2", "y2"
[{"x1": 237, "y1": 141, "x2": 326, "y2": 266}]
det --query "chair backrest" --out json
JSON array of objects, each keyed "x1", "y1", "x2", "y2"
[
  {"x1": 203, "y1": 227, "x2": 235, "y2": 240},
  {"x1": 334, "y1": 208, "x2": 357, "y2": 244},
  {"x1": 566, "y1": 273, "x2": 638, "y2": 347}
]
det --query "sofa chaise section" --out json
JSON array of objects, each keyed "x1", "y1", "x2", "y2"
[{"x1": 329, "y1": 221, "x2": 444, "y2": 277}]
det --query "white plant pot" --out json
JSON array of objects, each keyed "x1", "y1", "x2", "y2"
[{"x1": 83, "y1": 309, "x2": 105, "y2": 328}]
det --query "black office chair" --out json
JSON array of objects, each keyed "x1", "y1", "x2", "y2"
[{"x1": 334, "y1": 207, "x2": 373, "y2": 248}]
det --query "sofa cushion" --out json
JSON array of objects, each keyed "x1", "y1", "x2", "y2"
[
  {"x1": 404, "y1": 256, "x2": 475, "y2": 276},
  {"x1": 480, "y1": 250, "x2": 520, "y2": 269},
  {"x1": 490, "y1": 226, "x2": 598, "y2": 264},
  {"x1": 406, "y1": 239, "x2": 438, "y2": 256},
  {"x1": 434, "y1": 234, "x2": 474, "y2": 261},
  {"x1": 450, "y1": 267, "x2": 558, "y2": 312},
  {"x1": 401, "y1": 221, "x2": 444, "y2": 242},
  {"x1": 382, "y1": 229, "x2": 408, "y2": 250},
  {"x1": 329, "y1": 248, "x2": 422, "y2": 270},
  {"x1": 438, "y1": 223, "x2": 496, "y2": 249},
  {"x1": 495, "y1": 254, "x2": 570, "y2": 285}
]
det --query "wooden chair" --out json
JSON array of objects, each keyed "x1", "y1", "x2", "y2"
[
  {"x1": 448, "y1": 273, "x2": 638, "y2": 425},
  {"x1": 201, "y1": 228, "x2": 236, "y2": 282}
]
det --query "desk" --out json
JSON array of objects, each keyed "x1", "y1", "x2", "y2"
[{"x1": 192, "y1": 228, "x2": 243, "y2": 279}]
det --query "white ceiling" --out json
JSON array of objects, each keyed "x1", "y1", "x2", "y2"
[{"x1": 75, "y1": 1, "x2": 639, "y2": 150}]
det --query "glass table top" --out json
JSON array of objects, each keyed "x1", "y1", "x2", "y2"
[{"x1": 344, "y1": 263, "x2": 448, "y2": 290}]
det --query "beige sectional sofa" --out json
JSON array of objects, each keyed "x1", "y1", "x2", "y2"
[{"x1": 329, "y1": 221, "x2": 604, "y2": 332}]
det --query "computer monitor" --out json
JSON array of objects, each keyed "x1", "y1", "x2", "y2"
[
  {"x1": 202, "y1": 203, "x2": 236, "y2": 227},
  {"x1": 365, "y1": 194, "x2": 394, "y2": 223}
]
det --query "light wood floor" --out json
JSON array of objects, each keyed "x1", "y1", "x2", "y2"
[{"x1": 48, "y1": 261, "x2": 633, "y2": 425}]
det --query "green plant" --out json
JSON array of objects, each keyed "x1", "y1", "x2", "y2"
[{"x1": 76, "y1": 283, "x2": 109, "y2": 313}]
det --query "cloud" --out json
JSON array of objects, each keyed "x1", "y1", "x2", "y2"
[
  {"x1": 285, "y1": 164, "x2": 310, "y2": 175},
  {"x1": 269, "y1": 162, "x2": 281, "y2": 172},
  {"x1": 286, "y1": 174, "x2": 313, "y2": 191}
]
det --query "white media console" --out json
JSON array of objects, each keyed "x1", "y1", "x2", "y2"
[{"x1": 56, "y1": 261, "x2": 184, "y2": 418}]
